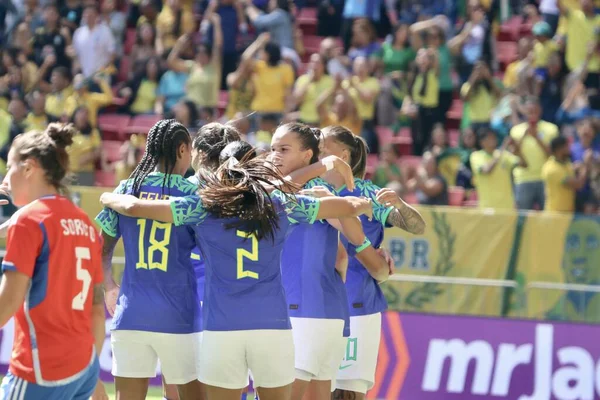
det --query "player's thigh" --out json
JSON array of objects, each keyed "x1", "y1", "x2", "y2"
[
  {"x1": 115, "y1": 377, "x2": 150, "y2": 400},
  {"x1": 246, "y1": 329, "x2": 295, "y2": 390},
  {"x1": 290, "y1": 317, "x2": 345, "y2": 380},
  {"x1": 111, "y1": 330, "x2": 159, "y2": 378},
  {"x1": 336, "y1": 313, "x2": 382, "y2": 393},
  {"x1": 198, "y1": 331, "x2": 250, "y2": 390},
  {"x1": 254, "y1": 383, "x2": 293, "y2": 400},
  {"x1": 153, "y1": 332, "x2": 202, "y2": 385},
  {"x1": 204, "y1": 385, "x2": 243, "y2": 400},
  {"x1": 177, "y1": 379, "x2": 205, "y2": 400}
]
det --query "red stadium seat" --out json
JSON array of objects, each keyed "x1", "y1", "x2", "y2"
[
  {"x1": 95, "y1": 170, "x2": 116, "y2": 187},
  {"x1": 297, "y1": 8, "x2": 317, "y2": 36},
  {"x1": 102, "y1": 141, "x2": 123, "y2": 164},
  {"x1": 303, "y1": 35, "x2": 323, "y2": 55},
  {"x1": 98, "y1": 114, "x2": 131, "y2": 140},
  {"x1": 448, "y1": 186, "x2": 466, "y2": 206},
  {"x1": 124, "y1": 114, "x2": 162, "y2": 136},
  {"x1": 218, "y1": 91, "x2": 229, "y2": 111}
]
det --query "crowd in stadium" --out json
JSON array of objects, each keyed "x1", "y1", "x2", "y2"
[{"x1": 0, "y1": 0, "x2": 598, "y2": 216}]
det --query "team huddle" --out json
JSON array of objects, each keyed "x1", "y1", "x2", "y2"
[{"x1": 0, "y1": 119, "x2": 425, "y2": 400}]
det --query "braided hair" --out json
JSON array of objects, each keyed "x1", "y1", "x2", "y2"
[
  {"x1": 128, "y1": 119, "x2": 191, "y2": 196},
  {"x1": 192, "y1": 122, "x2": 241, "y2": 171}
]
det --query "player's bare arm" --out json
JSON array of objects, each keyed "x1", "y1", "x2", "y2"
[
  {"x1": 100, "y1": 193, "x2": 174, "y2": 223},
  {"x1": 377, "y1": 188, "x2": 426, "y2": 234},
  {"x1": 0, "y1": 270, "x2": 30, "y2": 327}
]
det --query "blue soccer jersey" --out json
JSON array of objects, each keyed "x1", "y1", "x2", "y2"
[
  {"x1": 169, "y1": 190, "x2": 321, "y2": 331},
  {"x1": 280, "y1": 178, "x2": 350, "y2": 330},
  {"x1": 337, "y1": 179, "x2": 393, "y2": 316},
  {"x1": 95, "y1": 172, "x2": 202, "y2": 334},
  {"x1": 187, "y1": 175, "x2": 205, "y2": 301}
]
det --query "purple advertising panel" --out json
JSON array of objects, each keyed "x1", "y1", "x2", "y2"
[{"x1": 369, "y1": 312, "x2": 600, "y2": 400}]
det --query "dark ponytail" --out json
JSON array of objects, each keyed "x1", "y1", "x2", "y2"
[
  {"x1": 322, "y1": 125, "x2": 368, "y2": 179},
  {"x1": 193, "y1": 122, "x2": 241, "y2": 171},
  {"x1": 280, "y1": 122, "x2": 321, "y2": 164},
  {"x1": 198, "y1": 157, "x2": 300, "y2": 242},
  {"x1": 219, "y1": 141, "x2": 256, "y2": 164}
]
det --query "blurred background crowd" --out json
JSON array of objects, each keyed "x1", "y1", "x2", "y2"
[{"x1": 0, "y1": 0, "x2": 598, "y2": 217}]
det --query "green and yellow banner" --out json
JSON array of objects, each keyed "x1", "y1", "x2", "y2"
[{"x1": 381, "y1": 207, "x2": 600, "y2": 324}]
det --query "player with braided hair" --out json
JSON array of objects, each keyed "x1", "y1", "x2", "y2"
[{"x1": 96, "y1": 119, "x2": 204, "y2": 400}]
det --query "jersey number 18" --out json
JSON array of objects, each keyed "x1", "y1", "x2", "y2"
[{"x1": 136, "y1": 219, "x2": 171, "y2": 272}]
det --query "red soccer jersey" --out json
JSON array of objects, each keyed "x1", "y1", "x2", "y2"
[{"x1": 1, "y1": 195, "x2": 103, "y2": 384}]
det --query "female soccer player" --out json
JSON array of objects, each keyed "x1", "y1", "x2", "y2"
[
  {"x1": 98, "y1": 154, "x2": 374, "y2": 400},
  {"x1": 96, "y1": 119, "x2": 204, "y2": 400},
  {"x1": 0, "y1": 124, "x2": 105, "y2": 400},
  {"x1": 270, "y1": 122, "x2": 374, "y2": 400},
  {"x1": 320, "y1": 125, "x2": 425, "y2": 400}
]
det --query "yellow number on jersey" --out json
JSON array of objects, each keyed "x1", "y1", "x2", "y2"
[
  {"x1": 136, "y1": 219, "x2": 171, "y2": 272},
  {"x1": 236, "y1": 230, "x2": 259, "y2": 280}
]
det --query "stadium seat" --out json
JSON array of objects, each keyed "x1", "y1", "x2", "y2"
[
  {"x1": 124, "y1": 114, "x2": 162, "y2": 137},
  {"x1": 303, "y1": 35, "x2": 323, "y2": 56},
  {"x1": 98, "y1": 114, "x2": 131, "y2": 140},
  {"x1": 297, "y1": 7, "x2": 317, "y2": 35},
  {"x1": 448, "y1": 186, "x2": 466, "y2": 206},
  {"x1": 102, "y1": 141, "x2": 123, "y2": 164},
  {"x1": 218, "y1": 91, "x2": 229, "y2": 112},
  {"x1": 95, "y1": 170, "x2": 116, "y2": 187}
]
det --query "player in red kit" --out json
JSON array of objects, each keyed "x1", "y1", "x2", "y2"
[{"x1": 0, "y1": 124, "x2": 106, "y2": 400}]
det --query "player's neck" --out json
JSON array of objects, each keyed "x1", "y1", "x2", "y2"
[{"x1": 27, "y1": 183, "x2": 60, "y2": 203}]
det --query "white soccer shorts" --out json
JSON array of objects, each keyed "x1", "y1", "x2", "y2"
[
  {"x1": 290, "y1": 317, "x2": 346, "y2": 382},
  {"x1": 198, "y1": 329, "x2": 295, "y2": 390},
  {"x1": 335, "y1": 312, "x2": 382, "y2": 394},
  {"x1": 111, "y1": 330, "x2": 202, "y2": 385}
]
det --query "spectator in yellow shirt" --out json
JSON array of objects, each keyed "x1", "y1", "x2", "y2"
[
  {"x1": 45, "y1": 67, "x2": 73, "y2": 120},
  {"x1": 542, "y1": 136, "x2": 588, "y2": 213},
  {"x1": 25, "y1": 90, "x2": 56, "y2": 133},
  {"x1": 317, "y1": 76, "x2": 362, "y2": 137},
  {"x1": 67, "y1": 106, "x2": 102, "y2": 186},
  {"x1": 292, "y1": 53, "x2": 334, "y2": 126},
  {"x1": 342, "y1": 56, "x2": 381, "y2": 153},
  {"x1": 242, "y1": 33, "x2": 294, "y2": 117},
  {"x1": 471, "y1": 128, "x2": 527, "y2": 210},
  {"x1": 510, "y1": 97, "x2": 559, "y2": 210},
  {"x1": 405, "y1": 48, "x2": 439, "y2": 156},
  {"x1": 557, "y1": 0, "x2": 600, "y2": 77},
  {"x1": 504, "y1": 37, "x2": 533, "y2": 90},
  {"x1": 461, "y1": 61, "x2": 502, "y2": 132},
  {"x1": 155, "y1": 0, "x2": 196, "y2": 56},
  {"x1": 531, "y1": 21, "x2": 560, "y2": 77},
  {"x1": 64, "y1": 74, "x2": 113, "y2": 127}
]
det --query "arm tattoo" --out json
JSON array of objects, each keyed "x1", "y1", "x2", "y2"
[
  {"x1": 92, "y1": 284, "x2": 104, "y2": 305},
  {"x1": 386, "y1": 203, "x2": 426, "y2": 235}
]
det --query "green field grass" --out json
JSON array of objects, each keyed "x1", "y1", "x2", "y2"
[{"x1": 0, "y1": 376, "x2": 164, "y2": 399}]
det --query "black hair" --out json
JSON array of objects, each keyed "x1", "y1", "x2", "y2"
[
  {"x1": 198, "y1": 157, "x2": 299, "y2": 241},
  {"x1": 129, "y1": 119, "x2": 191, "y2": 196},
  {"x1": 219, "y1": 141, "x2": 257, "y2": 164},
  {"x1": 198, "y1": 106, "x2": 214, "y2": 119},
  {"x1": 550, "y1": 136, "x2": 568, "y2": 153},
  {"x1": 276, "y1": 0, "x2": 291, "y2": 13},
  {"x1": 391, "y1": 23, "x2": 411, "y2": 47},
  {"x1": 70, "y1": 105, "x2": 92, "y2": 135},
  {"x1": 280, "y1": 122, "x2": 321, "y2": 164},
  {"x1": 264, "y1": 41, "x2": 281, "y2": 67},
  {"x1": 322, "y1": 125, "x2": 368, "y2": 178},
  {"x1": 52, "y1": 66, "x2": 72, "y2": 82},
  {"x1": 260, "y1": 113, "x2": 280, "y2": 125},
  {"x1": 182, "y1": 100, "x2": 199, "y2": 126},
  {"x1": 192, "y1": 122, "x2": 241, "y2": 170}
]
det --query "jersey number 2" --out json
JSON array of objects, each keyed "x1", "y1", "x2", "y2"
[
  {"x1": 236, "y1": 230, "x2": 259, "y2": 280},
  {"x1": 72, "y1": 246, "x2": 92, "y2": 311},
  {"x1": 137, "y1": 219, "x2": 171, "y2": 272}
]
